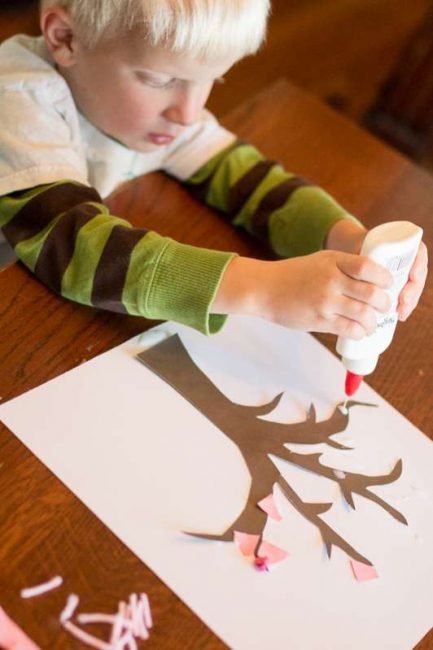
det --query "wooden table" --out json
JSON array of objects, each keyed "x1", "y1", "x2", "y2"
[{"x1": 0, "y1": 80, "x2": 432, "y2": 649}]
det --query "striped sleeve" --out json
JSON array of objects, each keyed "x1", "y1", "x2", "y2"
[
  {"x1": 0, "y1": 180, "x2": 235, "y2": 334},
  {"x1": 182, "y1": 140, "x2": 362, "y2": 257}
]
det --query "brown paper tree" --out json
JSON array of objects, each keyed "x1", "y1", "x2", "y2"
[{"x1": 137, "y1": 334, "x2": 406, "y2": 566}]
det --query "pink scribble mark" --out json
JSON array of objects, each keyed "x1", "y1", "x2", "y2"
[
  {"x1": 350, "y1": 560, "x2": 379, "y2": 582},
  {"x1": 257, "y1": 494, "x2": 282, "y2": 521}
]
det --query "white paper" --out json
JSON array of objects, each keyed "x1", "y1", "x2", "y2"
[{"x1": 1, "y1": 316, "x2": 432, "y2": 649}]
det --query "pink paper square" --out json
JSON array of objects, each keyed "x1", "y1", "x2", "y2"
[
  {"x1": 258, "y1": 541, "x2": 289, "y2": 564},
  {"x1": 257, "y1": 494, "x2": 282, "y2": 521},
  {"x1": 350, "y1": 560, "x2": 379, "y2": 582},
  {"x1": 234, "y1": 531, "x2": 260, "y2": 556}
]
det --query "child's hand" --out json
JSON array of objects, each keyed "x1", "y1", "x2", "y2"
[
  {"x1": 255, "y1": 252, "x2": 392, "y2": 338},
  {"x1": 326, "y1": 219, "x2": 429, "y2": 323},
  {"x1": 397, "y1": 241, "x2": 428, "y2": 321},
  {"x1": 212, "y1": 252, "x2": 392, "y2": 338}
]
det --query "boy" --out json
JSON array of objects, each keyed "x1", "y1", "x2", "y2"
[{"x1": 0, "y1": 0, "x2": 427, "y2": 337}]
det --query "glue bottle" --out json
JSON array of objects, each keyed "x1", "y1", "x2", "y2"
[{"x1": 336, "y1": 221, "x2": 423, "y2": 397}]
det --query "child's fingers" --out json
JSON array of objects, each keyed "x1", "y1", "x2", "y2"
[
  {"x1": 409, "y1": 241, "x2": 428, "y2": 283},
  {"x1": 398, "y1": 242, "x2": 428, "y2": 321},
  {"x1": 326, "y1": 314, "x2": 366, "y2": 340},
  {"x1": 334, "y1": 296, "x2": 377, "y2": 335},
  {"x1": 342, "y1": 277, "x2": 391, "y2": 313},
  {"x1": 337, "y1": 254, "x2": 393, "y2": 288},
  {"x1": 398, "y1": 282, "x2": 423, "y2": 320}
]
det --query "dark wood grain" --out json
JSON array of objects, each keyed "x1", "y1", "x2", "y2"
[
  {"x1": 364, "y1": 2, "x2": 433, "y2": 158},
  {"x1": 0, "y1": 80, "x2": 432, "y2": 649}
]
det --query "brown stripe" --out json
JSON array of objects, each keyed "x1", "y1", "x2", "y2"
[
  {"x1": 227, "y1": 160, "x2": 276, "y2": 218},
  {"x1": 185, "y1": 140, "x2": 246, "y2": 203},
  {"x1": 251, "y1": 176, "x2": 312, "y2": 242},
  {"x1": 91, "y1": 224, "x2": 148, "y2": 313},
  {"x1": 35, "y1": 203, "x2": 101, "y2": 293},
  {"x1": 3, "y1": 183, "x2": 101, "y2": 248}
]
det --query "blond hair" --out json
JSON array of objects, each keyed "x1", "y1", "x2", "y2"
[{"x1": 40, "y1": 0, "x2": 270, "y2": 60}]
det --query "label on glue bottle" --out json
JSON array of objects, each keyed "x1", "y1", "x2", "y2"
[{"x1": 336, "y1": 221, "x2": 423, "y2": 376}]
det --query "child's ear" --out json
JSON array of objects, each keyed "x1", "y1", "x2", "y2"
[{"x1": 40, "y1": 5, "x2": 79, "y2": 68}]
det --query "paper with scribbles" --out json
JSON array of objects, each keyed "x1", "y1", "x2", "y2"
[{"x1": 1, "y1": 315, "x2": 433, "y2": 649}]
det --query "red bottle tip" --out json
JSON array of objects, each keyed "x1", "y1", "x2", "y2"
[{"x1": 345, "y1": 371, "x2": 364, "y2": 397}]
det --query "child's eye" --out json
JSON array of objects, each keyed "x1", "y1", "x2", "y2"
[
  {"x1": 135, "y1": 72, "x2": 175, "y2": 89},
  {"x1": 147, "y1": 78, "x2": 176, "y2": 89}
]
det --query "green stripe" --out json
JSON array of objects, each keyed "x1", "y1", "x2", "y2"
[
  {"x1": 15, "y1": 214, "x2": 62, "y2": 272},
  {"x1": 146, "y1": 239, "x2": 235, "y2": 334},
  {"x1": 204, "y1": 145, "x2": 266, "y2": 212},
  {"x1": 122, "y1": 231, "x2": 235, "y2": 333},
  {"x1": 61, "y1": 209, "x2": 131, "y2": 305},
  {"x1": 122, "y1": 231, "x2": 169, "y2": 315},
  {"x1": 231, "y1": 164, "x2": 297, "y2": 231},
  {"x1": 269, "y1": 186, "x2": 361, "y2": 257},
  {"x1": 187, "y1": 140, "x2": 243, "y2": 185}
]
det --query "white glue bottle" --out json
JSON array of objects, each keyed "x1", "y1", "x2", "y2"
[{"x1": 336, "y1": 221, "x2": 423, "y2": 397}]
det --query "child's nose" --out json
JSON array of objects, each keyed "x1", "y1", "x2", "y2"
[{"x1": 163, "y1": 89, "x2": 203, "y2": 127}]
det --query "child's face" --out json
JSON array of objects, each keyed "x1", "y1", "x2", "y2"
[{"x1": 62, "y1": 30, "x2": 237, "y2": 152}]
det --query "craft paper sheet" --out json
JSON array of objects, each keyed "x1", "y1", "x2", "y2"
[{"x1": 1, "y1": 316, "x2": 432, "y2": 649}]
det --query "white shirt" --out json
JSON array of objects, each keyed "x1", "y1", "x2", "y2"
[{"x1": 0, "y1": 34, "x2": 235, "y2": 254}]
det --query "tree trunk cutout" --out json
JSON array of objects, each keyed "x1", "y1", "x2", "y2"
[{"x1": 137, "y1": 335, "x2": 406, "y2": 566}]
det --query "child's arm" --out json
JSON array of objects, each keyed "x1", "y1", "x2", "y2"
[
  {"x1": 0, "y1": 180, "x2": 235, "y2": 334},
  {"x1": 177, "y1": 140, "x2": 363, "y2": 258},
  {"x1": 170, "y1": 139, "x2": 427, "y2": 336}
]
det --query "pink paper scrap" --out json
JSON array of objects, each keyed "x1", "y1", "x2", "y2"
[
  {"x1": 233, "y1": 531, "x2": 260, "y2": 556},
  {"x1": 350, "y1": 560, "x2": 379, "y2": 582},
  {"x1": 257, "y1": 494, "x2": 282, "y2": 521},
  {"x1": 20, "y1": 575, "x2": 63, "y2": 599},
  {"x1": 258, "y1": 541, "x2": 289, "y2": 564}
]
